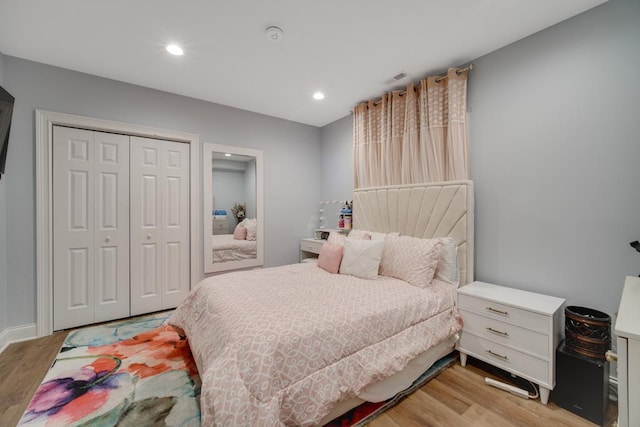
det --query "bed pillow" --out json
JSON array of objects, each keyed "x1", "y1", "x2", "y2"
[
  {"x1": 317, "y1": 243, "x2": 344, "y2": 274},
  {"x1": 327, "y1": 231, "x2": 347, "y2": 246},
  {"x1": 244, "y1": 218, "x2": 257, "y2": 241},
  {"x1": 339, "y1": 238, "x2": 385, "y2": 280},
  {"x1": 435, "y1": 237, "x2": 459, "y2": 286},
  {"x1": 327, "y1": 230, "x2": 369, "y2": 247},
  {"x1": 379, "y1": 235, "x2": 443, "y2": 288},
  {"x1": 349, "y1": 229, "x2": 398, "y2": 241},
  {"x1": 233, "y1": 225, "x2": 247, "y2": 240}
]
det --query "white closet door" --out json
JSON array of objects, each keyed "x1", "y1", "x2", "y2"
[
  {"x1": 93, "y1": 131, "x2": 130, "y2": 323},
  {"x1": 162, "y1": 141, "x2": 191, "y2": 308},
  {"x1": 130, "y1": 136, "x2": 190, "y2": 315},
  {"x1": 53, "y1": 127, "x2": 130, "y2": 330}
]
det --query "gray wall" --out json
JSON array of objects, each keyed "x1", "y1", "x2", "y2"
[
  {"x1": 321, "y1": 0, "x2": 640, "y2": 327},
  {"x1": 0, "y1": 51, "x2": 7, "y2": 333},
  {"x1": 469, "y1": 0, "x2": 639, "y2": 323},
  {"x1": 2, "y1": 56, "x2": 321, "y2": 329},
  {"x1": 321, "y1": 115, "x2": 353, "y2": 203}
]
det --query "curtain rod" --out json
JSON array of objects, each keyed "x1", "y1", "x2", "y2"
[
  {"x1": 357, "y1": 63, "x2": 474, "y2": 109},
  {"x1": 434, "y1": 63, "x2": 473, "y2": 83}
]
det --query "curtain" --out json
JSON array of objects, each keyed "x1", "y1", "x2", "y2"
[{"x1": 353, "y1": 68, "x2": 468, "y2": 188}]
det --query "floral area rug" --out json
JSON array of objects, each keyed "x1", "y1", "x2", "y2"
[
  {"x1": 19, "y1": 310, "x2": 454, "y2": 426},
  {"x1": 18, "y1": 311, "x2": 201, "y2": 426}
]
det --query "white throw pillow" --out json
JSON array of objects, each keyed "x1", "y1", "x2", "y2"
[
  {"x1": 244, "y1": 218, "x2": 257, "y2": 241},
  {"x1": 379, "y1": 235, "x2": 442, "y2": 288},
  {"x1": 339, "y1": 238, "x2": 385, "y2": 280},
  {"x1": 435, "y1": 237, "x2": 459, "y2": 286}
]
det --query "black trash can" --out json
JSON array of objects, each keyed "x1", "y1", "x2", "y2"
[{"x1": 564, "y1": 306, "x2": 611, "y2": 360}]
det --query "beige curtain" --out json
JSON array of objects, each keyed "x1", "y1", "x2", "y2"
[{"x1": 353, "y1": 68, "x2": 468, "y2": 188}]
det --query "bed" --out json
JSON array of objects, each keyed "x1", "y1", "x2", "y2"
[
  {"x1": 171, "y1": 180, "x2": 474, "y2": 426},
  {"x1": 211, "y1": 234, "x2": 258, "y2": 262}
]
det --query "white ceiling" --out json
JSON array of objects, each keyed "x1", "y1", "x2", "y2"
[{"x1": 0, "y1": 0, "x2": 607, "y2": 127}]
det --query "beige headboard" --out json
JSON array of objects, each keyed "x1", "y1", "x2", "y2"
[{"x1": 353, "y1": 180, "x2": 474, "y2": 286}]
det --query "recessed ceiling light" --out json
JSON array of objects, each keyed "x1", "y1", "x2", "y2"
[
  {"x1": 313, "y1": 91, "x2": 325, "y2": 100},
  {"x1": 166, "y1": 44, "x2": 184, "y2": 56},
  {"x1": 224, "y1": 153, "x2": 232, "y2": 157}
]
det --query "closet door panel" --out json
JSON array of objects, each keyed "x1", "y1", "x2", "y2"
[
  {"x1": 53, "y1": 127, "x2": 95, "y2": 330},
  {"x1": 130, "y1": 138, "x2": 163, "y2": 314},
  {"x1": 130, "y1": 137, "x2": 190, "y2": 315},
  {"x1": 162, "y1": 142, "x2": 190, "y2": 307},
  {"x1": 93, "y1": 132, "x2": 130, "y2": 322}
]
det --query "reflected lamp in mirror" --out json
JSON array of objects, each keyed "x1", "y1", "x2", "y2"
[{"x1": 203, "y1": 143, "x2": 264, "y2": 274}]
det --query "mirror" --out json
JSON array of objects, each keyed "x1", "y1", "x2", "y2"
[{"x1": 203, "y1": 143, "x2": 264, "y2": 273}]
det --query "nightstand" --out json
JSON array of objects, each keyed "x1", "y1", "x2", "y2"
[
  {"x1": 456, "y1": 281, "x2": 565, "y2": 404},
  {"x1": 212, "y1": 218, "x2": 229, "y2": 235},
  {"x1": 299, "y1": 238, "x2": 324, "y2": 262}
]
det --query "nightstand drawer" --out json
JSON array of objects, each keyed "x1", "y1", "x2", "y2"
[
  {"x1": 459, "y1": 309, "x2": 549, "y2": 357},
  {"x1": 300, "y1": 239, "x2": 323, "y2": 254},
  {"x1": 458, "y1": 332, "x2": 550, "y2": 387},
  {"x1": 458, "y1": 293, "x2": 548, "y2": 334},
  {"x1": 212, "y1": 221, "x2": 227, "y2": 230},
  {"x1": 212, "y1": 218, "x2": 229, "y2": 235}
]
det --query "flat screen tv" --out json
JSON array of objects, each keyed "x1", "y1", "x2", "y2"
[{"x1": 0, "y1": 84, "x2": 15, "y2": 180}]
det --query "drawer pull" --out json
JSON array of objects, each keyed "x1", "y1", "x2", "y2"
[
  {"x1": 486, "y1": 349, "x2": 508, "y2": 360},
  {"x1": 486, "y1": 327, "x2": 509, "y2": 337},
  {"x1": 486, "y1": 306, "x2": 509, "y2": 316}
]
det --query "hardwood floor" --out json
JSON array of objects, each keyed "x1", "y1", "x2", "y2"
[
  {"x1": 0, "y1": 332, "x2": 617, "y2": 427},
  {"x1": 0, "y1": 331, "x2": 68, "y2": 427},
  {"x1": 369, "y1": 359, "x2": 617, "y2": 427}
]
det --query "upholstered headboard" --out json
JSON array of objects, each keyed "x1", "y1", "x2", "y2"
[{"x1": 353, "y1": 180, "x2": 474, "y2": 286}]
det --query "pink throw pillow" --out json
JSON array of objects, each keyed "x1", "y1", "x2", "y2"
[
  {"x1": 233, "y1": 225, "x2": 247, "y2": 240},
  {"x1": 317, "y1": 243, "x2": 344, "y2": 274}
]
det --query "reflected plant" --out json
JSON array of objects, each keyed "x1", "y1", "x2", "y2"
[{"x1": 232, "y1": 203, "x2": 246, "y2": 223}]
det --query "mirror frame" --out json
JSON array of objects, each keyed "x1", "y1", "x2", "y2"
[{"x1": 203, "y1": 143, "x2": 264, "y2": 274}]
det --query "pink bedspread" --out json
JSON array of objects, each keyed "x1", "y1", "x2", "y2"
[{"x1": 170, "y1": 263, "x2": 462, "y2": 426}]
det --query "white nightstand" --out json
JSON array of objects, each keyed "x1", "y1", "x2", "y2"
[
  {"x1": 299, "y1": 238, "x2": 324, "y2": 262},
  {"x1": 212, "y1": 218, "x2": 229, "y2": 235},
  {"x1": 615, "y1": 275, "x2": 640, "y2": 427},
  {"x1": 456, "y1": 281, "x2": 565, "y2": 404}
]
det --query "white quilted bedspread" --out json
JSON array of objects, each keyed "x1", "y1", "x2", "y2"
[{"x1": 170, "y1": 262, "x2": 462, "y2": 426}]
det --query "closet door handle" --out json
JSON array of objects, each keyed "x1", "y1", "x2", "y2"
[
  {"x1": 146, "y1": 234, "x2": 152, "y2": 239},
  {"x1": 105, "y1": 236, "x2": 111, "y2": 242}
]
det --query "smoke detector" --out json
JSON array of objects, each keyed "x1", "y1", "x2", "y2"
[{"x1": 265, "y1": 26, "x2": 284, "y2": 42}]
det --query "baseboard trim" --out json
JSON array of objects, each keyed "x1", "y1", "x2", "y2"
[{"x1": 0, "y1": 323, "x2": 38, "y2": 354}]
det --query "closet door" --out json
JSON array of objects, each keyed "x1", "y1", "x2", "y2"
[
  {"x1": 130, "y1": 136, "x2": 190, "y2": 315},
  {"x1": 53, "y1": 127, "x2": 130, "y2": 330}
]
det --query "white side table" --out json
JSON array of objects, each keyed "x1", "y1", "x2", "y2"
[
  {"x1": 456, "y1": 281, "x2": 565, "y2": 404},
  {"x1": 299, "y1": 238, "x2": 324, "y2": 262}
]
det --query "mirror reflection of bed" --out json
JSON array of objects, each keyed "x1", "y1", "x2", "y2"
[
  {"x1": 211, "y1": 219, "x2": 257, "y2": 262},
  {"x1": 203, "y1": 143, "x2": 264, "y2": 274}
]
